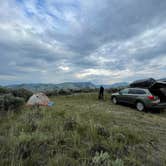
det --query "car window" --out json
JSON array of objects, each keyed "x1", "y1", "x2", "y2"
[
  {"x1": 120, "y1": 89, "x2": 128, "y2": 94},
  {"x1": 136, "y1": 89, "x2": 146, "y2": 94},
  {"x1": 160, "y1": 88, "x2": 166, "y2": 95},
  {"x1": 128, "y1": 89, "x2": 146, "y2": 94},
  {"x1": 128, "y1": 89, "x2": 137, "y2": 94}
]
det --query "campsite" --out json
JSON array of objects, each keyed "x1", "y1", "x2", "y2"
[
  {"x1": 1, "y1": 0, "x2": 166, "y2": 165},
  {"x1": 0, "y1": 85, "x2": 166, "y2": 165}
]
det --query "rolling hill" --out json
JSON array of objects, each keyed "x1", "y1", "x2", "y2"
[
  {"x1": 96, "y1": 82, "x2": 129, "y2": 89},
  {"x1": 158, "y1": 78, "x2": 166, "y2": 82},
  {"x1": 6, "y1": 78, "x2": 165, "y2": 92}
]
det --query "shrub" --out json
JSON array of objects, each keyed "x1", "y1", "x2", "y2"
[
  {"x1": 11, "y1": 88, "x2": 33, "y2": 101},
  {"x1": 0, "y1": 87, "x2": 10, "y2": 95},
  {"x1": 0, "y1": 87, "x2": 32, "y2": 101},
  {"x1": 64, "y1": 118, "x2": 78, "y2": 131},
  {"x1": 97, "y1": 126, "x2": 110, "y2": 138},
  {"x1": 0, "y1": 94, "x2": 24, "y2": 111},
  {"x1": 91, "y1": 152, "x2": 124, "y2": 166},
  {"x1": 92, "y1": 151, "x2": 111, "y2": 166},
  {"x1": 58, "y1": 89, "x2": 72, "y2": 95},
  {"x1": 90, "y1": 144, "x2": 110, "y2": 157},
  {"x1": 45, "y1": 90, "x2": 58, "y2": 96},
  {"x1": 112, "y1": 159, "x2": 124, "y2": 166}
]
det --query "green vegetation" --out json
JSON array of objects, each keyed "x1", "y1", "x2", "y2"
[
  {"x1": 0, "y1": 94, "x2": 24, "y2": 111},
  {"x1": 6, "y1": 82, "x2": 96, "y2": 92},
  {"x1": 0, "y1": 93, "x2": 166, "y2": 166},
  {"x1": 11, "y1": 88, "x2": 33, "y2": 101},
  {"x1": 0, "y1": 87, "x2": 33, "y2": 100},
  {"x1": 0, "y1": 87, "x2": 32, "y2": 112}
]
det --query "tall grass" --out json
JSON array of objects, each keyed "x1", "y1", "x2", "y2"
[{"x1": 0, "y1": 93, "x2": 165, "y2": 165}]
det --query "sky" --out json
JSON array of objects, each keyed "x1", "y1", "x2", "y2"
[{"x1": 0, "y1": 0, "x2": 166, "y2": 85}]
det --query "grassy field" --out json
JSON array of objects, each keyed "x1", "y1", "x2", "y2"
[{"x1": 0, "y1": 93, "x2": 166, "y2": 166}]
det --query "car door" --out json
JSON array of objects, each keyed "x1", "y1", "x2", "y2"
[
  {"x1": 127, "y1": 89, "x2": 138, "y2": 104},
  {"x1": 127, "y1": 89, "x2": 147, "y2": 104},
  {"x1": 118, "y1": 89, "x2": 130, "y2": 103}
]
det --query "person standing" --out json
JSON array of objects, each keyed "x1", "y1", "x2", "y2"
[{"x1": 98, "y1": 86, "x2": 104, "y2": 100}]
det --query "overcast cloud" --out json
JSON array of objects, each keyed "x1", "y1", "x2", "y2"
[{"x1": 0, "y1": 0, "x2": 166, "y2": 85}]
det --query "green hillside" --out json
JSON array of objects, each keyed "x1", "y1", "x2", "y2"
[{"x1": 0, "y1": 93, "x2": 166, "y2": 166}]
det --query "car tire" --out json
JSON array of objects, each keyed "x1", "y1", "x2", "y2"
[
  {"x1": 136, "y1": 101, "x2": 145, "y2": 111},
  {"x1": 112, "y1": 97, "x2": 118, "y2": 104}
]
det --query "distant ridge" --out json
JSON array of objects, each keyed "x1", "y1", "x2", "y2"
[
  {"x1": 6, "y1": 82, "x2": 96, "y2": 92},
  {"x1": 5, "y1": 78, "x2": 164, "y2": 92},
  {"x1": 157, "y1": 78, "x2": 166, "y2": 82},
  {"x1": 5, "y1": 81, "x2": 129, "y2": 91},
  {"x1": 96, "y1": 82, "x2": 129, "y2": 89},
  {"x1": 6, "y1": 83, "x2": 58, "y2": 92}
]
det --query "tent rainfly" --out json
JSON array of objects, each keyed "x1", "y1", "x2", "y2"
[{"x1": 26, "y1": 93, "x2": 51, "y2": 106}]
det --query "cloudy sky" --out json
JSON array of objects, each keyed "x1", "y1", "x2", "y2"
[{"x1": 0, "y1": 0, "x2": 166, "y2": 85}]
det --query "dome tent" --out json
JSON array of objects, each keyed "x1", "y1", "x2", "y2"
[{"x1": 26, "y1": 92, "x2": 51, "y2": 106}]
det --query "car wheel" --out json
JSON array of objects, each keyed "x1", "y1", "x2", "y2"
[
  {"x1": 112, "y1": 97, "x2": 118, "y2": 104},
  {"x1": 136, "y1": 102, "x2": 145, "y2": 111}
]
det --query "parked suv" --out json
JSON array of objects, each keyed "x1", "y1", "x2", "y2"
[{"x1": 111, "y1": 88, "x2": 166, "y2": 111}]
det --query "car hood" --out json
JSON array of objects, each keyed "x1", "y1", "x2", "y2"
[{"x1": 112, "y1": 92, "x2": 119, "y2": 96}]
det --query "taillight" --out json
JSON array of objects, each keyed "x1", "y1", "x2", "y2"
[{"x1": 148, "y1": 95, "x2": 155, "y2": 100}]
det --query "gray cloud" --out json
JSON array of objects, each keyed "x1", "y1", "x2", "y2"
[{"x1": 0, "y1": 0, "x2": 166, "y2": 85}]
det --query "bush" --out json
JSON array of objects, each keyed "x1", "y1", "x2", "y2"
[
  {"x1": 92, "y1": 151, "x2": 111, "y2": 166},
  {"x1": 91, "y1": 152, "x2": 124, "y2": 166},
  {"x1": 58, "y1": 89, "x2": 72, "y2": 95},
  {"x1": 79, "y1": 88, "x2": 97, "y2": 93},
  {"x1": 11, "y1": 88, "x2": 33, "y2": 101},
  {"x1": 45, "y1": 90, "x2": 58, "y2": 97},
  {"x1": 0, "y1": 94, "x2": 24, "y2": 111},
  {"x1": 64, "y1": 118, "x2": 78, "y2": 131},
  {"x1": 0, "y1": 87, "x2": 10, "y2": 95},
  {"x1": 112, "y1": 159, "x2": 124, "y2": 166},
  {"x1": 90, "y1": 144, "x2": 110, "y2": 157},
  {"x1": 97, "y1": 126, "x2": 110, "y2": 138},
  {"x1": 0, "y1": 87, "x2": 32, "y2": 101}
]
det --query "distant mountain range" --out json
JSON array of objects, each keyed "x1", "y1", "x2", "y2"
[
  {"x1": 157, "y1": 78, "x2": 166, "y2": 82},
  {"x1": 4, "y1": 78, "x2": 165, "y2": 92},
  {"x1": 6, "y1": 82, "x2": 96, "y2": 92},
  {"x1": 102, "y1": 82, "x2": 129, "y2": 89},
  {"x1": 5, "y1": 81, "x2": 129, "y2": 92},
  {"x1": 6, "y1": 83, "x2": 58, "y2": 92}
]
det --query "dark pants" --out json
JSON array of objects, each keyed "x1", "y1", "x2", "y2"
[{"x1": 98, "y1": 91, "x2": 104, "y2": 100}]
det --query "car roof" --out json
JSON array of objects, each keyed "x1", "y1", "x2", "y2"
[
  {"x1": 129, "y1": 87, "x2": 147, "y2": 90},
  {"x1": 125, "y1": 87, "x2": 149, "y2": 91}
]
